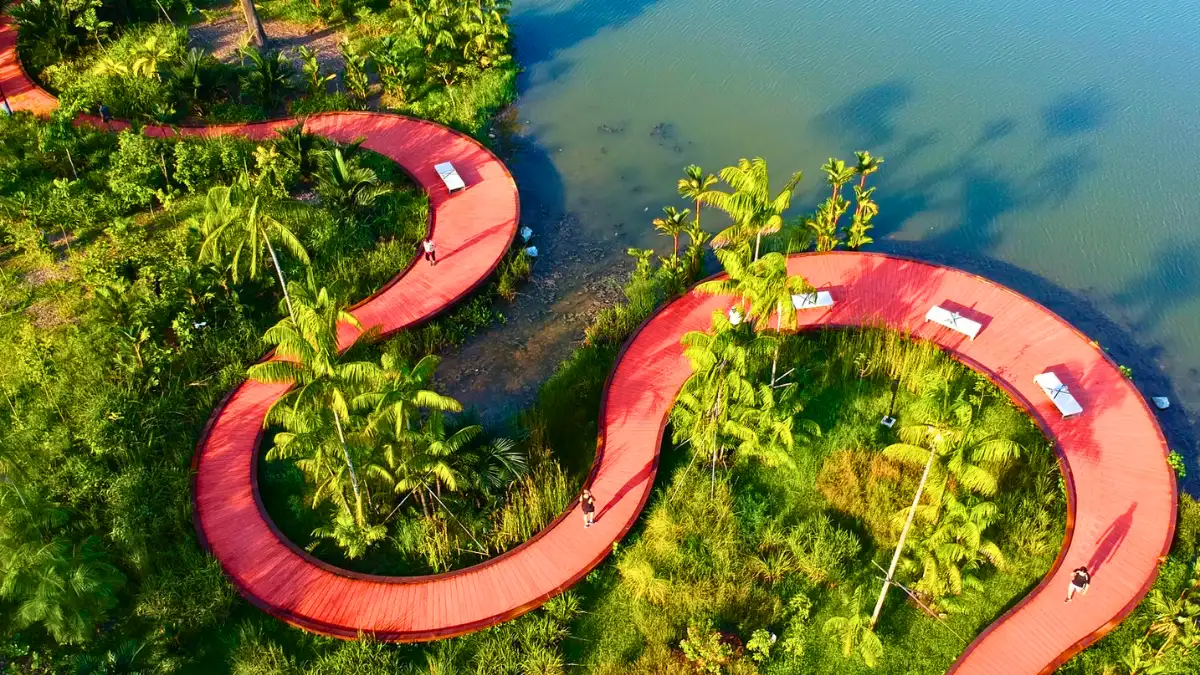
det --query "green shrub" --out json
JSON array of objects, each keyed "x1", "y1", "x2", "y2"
[
  {"x1": 1173, "y1": 494, "x2": 1200, "y2": 560},
  {"x1": 497, "y1": 248, "x2": 533, "y2": 300},
  {"x1": 106, "y1": 131, "x2": 167, "y2": 210},
  {"x1": 172, "y1": 136, "x2": 256, "y2": 194},
  {"x1": 239, "y1": 46, "x2": 297, "y2": 110}
]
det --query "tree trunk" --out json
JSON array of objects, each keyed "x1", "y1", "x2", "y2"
[
  {"x1": 770, "y1": 305, "x2": 782, "y2": 385},
  {"x1": 64, "y1": 147, "x2": 78, "y2": 180},
  {"x1": 754, "y1": 229, "x2": 762, "y2": 261},
  {"x1": 710, "y1": 443, "x2": 718, "y2": 498},
  {"x1": 871, "y1": 442, "x2": 937, "y2": 628},
  {"x1": 332, "y1": 411, "x2": 365, "y2": 526},
  {"x1": 264, "y1": 235, "x2": 296, "y2": 323},
  {"x1": 240, "y1": 0, "x2": 268, "y2": 47}
]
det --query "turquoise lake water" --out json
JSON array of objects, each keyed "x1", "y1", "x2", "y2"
[{"x1": 455, "y1": 0, "x2": 1200, "y2": 464}]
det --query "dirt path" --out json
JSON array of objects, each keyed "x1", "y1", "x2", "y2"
[{"x1": 188, "y1": 7, "x2": 344, "y2": 77}]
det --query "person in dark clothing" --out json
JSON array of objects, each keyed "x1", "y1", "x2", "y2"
[
  {"x1": 98, "y1": 104, "x2": 112, "y2": 124},
  {"x1": 422, "y1": 237, "x2": 436, "y2": 266},
  {"x1": 580, "y1": 489, "x2": 596, "y2": 528},
  {"x1": 1065, "y1": 566, "x2": 1091, "y2": 602}
]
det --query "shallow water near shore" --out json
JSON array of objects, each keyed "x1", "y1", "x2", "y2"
[{"x1": 442, "y1": 0, "x2": 1200, "y2": 481}]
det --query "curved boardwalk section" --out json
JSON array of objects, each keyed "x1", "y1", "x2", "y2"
[
  {"x1": 626, "y1": 253, "x2": 1175, "y2": 673},
  {"x1": 1, "y1": 16, "x2": 1176, "y2": 670},
  {"x1": 187, "y1": 114, "x2": 521, "y2": 641}
]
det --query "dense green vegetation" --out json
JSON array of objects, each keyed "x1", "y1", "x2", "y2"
[
  {"x1": 0, "y1": 1, "x2": 530, "y2": 669},
  {"x1": 13, "y1": 0, "x2": 516, "y2": 132},
  {"x1": 2, "y1": 3, "x2": 1196, "y2": 670}
]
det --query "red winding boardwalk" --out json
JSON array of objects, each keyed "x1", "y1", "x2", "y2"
[{"x1": 1, "y1": 16, "x2": 1177, "y2": 672}]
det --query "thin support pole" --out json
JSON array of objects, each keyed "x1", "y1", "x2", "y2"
[{"x1": 870, "y1": 441, "x2": 937, "y2": 628}]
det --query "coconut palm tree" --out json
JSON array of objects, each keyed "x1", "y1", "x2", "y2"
[
  {"x1": 854, "y1": 150, "x2": 884, "y2": 190},
  {"x1": 652, "y1": 206, "x2": 691, "y2": 258},
  {"x1": 249, "y1": 302, "x2": 376, "y2": 526},
  {"x1": 195, "y1": 180, "x2": 309, "y2": 322},
  {"x1": 678, "y1": 164, "x2": 718, "y2": 231},
  {"x1": 698, "y1": 250, "x2": 812, "y2": 383},
  {"x1": 701, "y1": 158, "x2": 803, "y2": 261},
  {"x1": 824, "y1": 585, "x2": 884, "y2": 668}
]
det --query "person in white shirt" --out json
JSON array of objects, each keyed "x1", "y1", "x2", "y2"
[{"x1": 422, "y1": 237, "x2": 436, "y2": 266}]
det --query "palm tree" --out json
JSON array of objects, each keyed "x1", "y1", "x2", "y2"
[
  {"x1": 683, "y1": 218, "x2": 710, "y2": 279},
  {"x1": 195, "y1": 181, "x2": 309, "y2": 322},
  {"x1": 249, "y1": 302, "x2": 377, "y2": 526},
  {"x1": 77, "y1": 639, "x2": 163, "y2": 675},
  {"x1": 899, "y1": 496, "x2": 1006, "y2": 603},
  {"x1": 870, "y1": 378, "x2": 1021, "y2": 625},
  {"x1": 1143, "y1": 562, "x2": 1200, "y2": 661},
  {"x1": 358, "y1": 354, "x2": 463, "y2": 444},
  {"x1": 464, "y1": 437, "x2": 529, "y2": 493},
  {"x1": 677, "y1": 164, "x2": 718, "y2": 231},
  {"x1": 311, "y1": 510, "x2": 387, "y2": 560},
  {"x1": 884, "y1": 385, "x2": 1023, "y2": 507},
  {"x1": 811, "y1": 157, "x2": 856, "y2": 251},
  {"x1": 277, "y1": 121, "x2": 322, "y2": 177},
  {"x1": 673, "y1": 310, "x2": 775, "y2": 495},
  {"x1": 729, "y1": 382, "x2": 820, "y2": 468},
  {"x1": 822, "y1": 157, "x2": 857, "y2": 203},
  {"x1": 848, "y1": 185, "x2": 878, "y2": 250},
  {"x1": 396, "y1": 412, "x2": 483, "y2": 515},
  {"x1": 854, "y1": 150, "x2": 884, "y2": 190},
  {"x1": 239, "y1": 0, "x2": 268, "y2": 47},
  {"x1": 317, "y1": 148, "x2": 392, "y2": 215},
  {"x1": 824, "y1": 585, "x2": 884, "y2": 668},
  {"x1": 698, "y1": 250, "x2": 812, "y2": 384},
  {"x1": 701, "y1": 158, "x2": 803, "y2": 261},
  {"x1": 652, "y1": 206, "x2": 691, "y2": 258},
  {"x1": 0, "y1": 489, "x2": 124, "y2": 645}
]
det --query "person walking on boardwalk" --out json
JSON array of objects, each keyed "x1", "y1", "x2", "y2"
[
  {"x1": 1065, "y1": 566, "x2": 1091, "y2": 602},
  {"x1": 580, "y1": 489, "x2": 596, "y2": 528},
  {"x1": 98, "y1": 103, "x2": 112, "y2": 125},
  {"x1": 422, "y1": 237, "x2": 437, "y2": 266}
]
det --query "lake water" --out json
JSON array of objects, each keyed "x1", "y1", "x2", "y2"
[{"x1": 444, "y1": 0, "x2": 1200, "y2": 476}]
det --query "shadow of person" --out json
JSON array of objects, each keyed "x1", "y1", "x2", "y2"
[{"x1": 1088, "y1": 503, "x2": 1138, "y2": 576}]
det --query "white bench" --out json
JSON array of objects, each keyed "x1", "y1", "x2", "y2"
[
  {"x1": 925, "y1": 305, "x2": 982, "y2": 340},
  {"x1": 1034, "y1": 372, "x2": 1083, "y2": 418},
  {"x1": 792, "y1": 291, "x2": 835, "y2": 310},
  {"x1": 434, "y1": 162, "x2": 466, "y2": 193}
]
